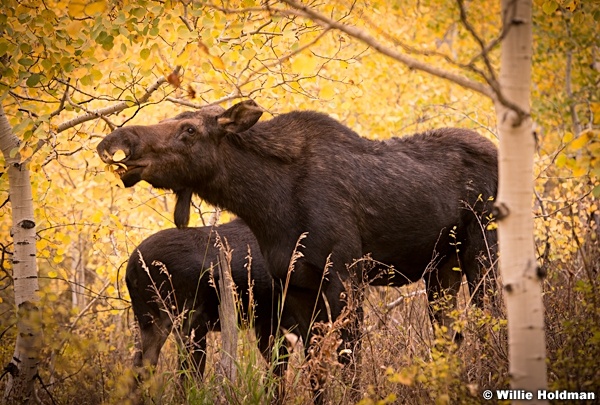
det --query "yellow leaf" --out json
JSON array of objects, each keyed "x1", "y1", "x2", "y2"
[
  {"x1": 319, "y1": 83, "x2": 336, "y2": 99},
  {"x1": 68, "y1": 0, "x2": 106, "y2": 17},
  {"x1": 96, "y1": 265, "x2": 106, "y2": 276},
  {"x1": 65, "y1": 20, "x2": 82, "y2": 37},
  {"x1": 91, "y1": 210, "x2": 104, "y2": 224},
  {"x1": 209, "y1": 54, "x2": 225, "y2": 70},
  {"x1": 112, "y1": 149, "x2": 126, "y2": 162},
  {"x1": 67, "y1": 1, "x2": 86, "y2": 17},
  {"x1": 85, "y1": 0, "x2": 107, "y2": 14},
  {"x1": 241, "y1": 48, "x2": 256, "y2": 61},
  {"x1": 387, "y1": 370, "x2": 413, "y2": 386},
  {"x1": 572, "y1": 166, "x2": 588, "y2": 177},
  {"x1": 37, "y1": 239, "x2": 49, "y2": 250},
  {"x1": 570, "y1": 133, "x2": 590, "y2": 150},
  {"x1": 435, "y1": 394, "x2": 450, "y2": 405},
  {"x1": 291, "y1": 54, "x2": 319, "y2": 76},
  {"x1": 109, "y1": 214, "x2": 123, "y2": 230},
  {"x1": 228, "y1": 50, "x2": 240, "y2": 62},
  {"x1": 174, "y1": 46, "x2": 191, "y2": 67},
  {"x1": 563, "y1": 132, "x2": 573, "y2": 143},
  {"x1": 48, "y1": 270, "x2": 58, "y2": 278}
]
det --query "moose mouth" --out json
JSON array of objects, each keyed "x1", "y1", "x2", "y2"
[{"x1": 107, "y1": 163, "x2": 144, "y2": 187}]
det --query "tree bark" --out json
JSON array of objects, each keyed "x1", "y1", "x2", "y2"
[
  {"x1": 216, "y1": 236, "x2": 238, "y2": 389},
  {"x1": 0, "y1": 104, "x2": 43, "y2": 404},
  {"x1": 495, "y1": 0, "x2": 547, "y2": 402}
]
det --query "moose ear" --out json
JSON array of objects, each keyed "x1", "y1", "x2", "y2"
[{"x1": 217, "y1": 100, "x2": 263, "y2": 133}]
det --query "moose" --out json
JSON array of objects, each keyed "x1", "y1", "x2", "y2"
[
  {"x1": 126, "y1": 219, "x2": 294, "y2": 400},
  {"x1": 98, "y1": 100, "x2": 498, "y2": 400}
]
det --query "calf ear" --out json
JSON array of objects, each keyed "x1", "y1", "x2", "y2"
[{"x1": 217, "y1": 100, "x2": 263, "y2": 133}]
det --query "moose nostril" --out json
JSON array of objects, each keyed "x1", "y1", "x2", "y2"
[
  {"x1": 99, "y1": 148, "x2": 129, "y2": 163},
  {"x1": 101, "y1": 150, "x2": 113, "y2": 162}
]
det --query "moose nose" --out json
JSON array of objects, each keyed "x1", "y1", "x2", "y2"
[
  {"x1": 97, "y1": 130, "x2": 133, "y2": 163},
  {"x1": 97, "y1": 145, "x2": 130, "y2": 164}
]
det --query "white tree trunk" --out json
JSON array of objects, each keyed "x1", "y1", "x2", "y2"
[
  {"x1": 496, "y1": 0, "x2": 547, "y2": 402},
  {"x1": 0, "y1": 104, "x2": 43, "y2": 404}
]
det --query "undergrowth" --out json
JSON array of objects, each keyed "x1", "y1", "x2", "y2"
[{"x1": 1, "y1": 210, "x2": 599, "y2": 404}]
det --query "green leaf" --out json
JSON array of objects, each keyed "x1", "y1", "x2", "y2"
[
  {"x1": 91, "y1": 69, "x2": 103, "y2": 80},
  {"x1": 95, "y1": 30, "x2": 107, "y2": 43},
  {"x1": 26, "y1": 73, "x2": 41, "y2": 87},
  {"x1": 102, "y1": 35, "x2": 114, "y2": 51},
  {"x1": 80, "y1": 74, "x2": 92, "y2": 86},
  {"x1": 18, "y1": 58, "x2": 34, "y2": 66},
  {"x1": 0, "y1": 40, "x2": 9, "y2": 55},
  {"x1": 131, "y1": 7, "x2": 145, "y2": 18},
  {"x1": 140, "y1": 48, "x2": 150, "y2": 60},
  {"x1": 113, "y1": 12, "x2": 126, "y2": 25},
  {"x1": 593, "y1": 185, "x2": 600, "y2": 198},
  {"x1": 41, "y1": 59, "x2": 53, "y2": 71},
  {"x1": 542, "y1": 1, "x2": 558, "y2": 15}
]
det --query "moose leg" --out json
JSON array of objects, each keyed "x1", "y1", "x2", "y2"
[
  {"x1": 131, "y1": 316, "x2": 171, "y2": 405},
  {"x1": 462, "y1": 223, "x2": 499, "y2": 314},
  {"x1": 176, "y1": 318, "x2": 210, "y2": 381},
  {"x1": 283, "y1": 285, "x2": 327, "y2": 404},
  {"x1": 255, "y1": 322, "x2": 289, "y2": 405},
  {"x1": 424, "y1": 257, "x2": 463, "y2": 343},
  {"x1": 334, "y1": 273, "x2": 365, "y2": 403},
  {"x1": 134, "y1": 317, "x2": 171, "y2": 377},
  {"x1": 310, "y1": 267, "x2": 364, "y2": 404}
]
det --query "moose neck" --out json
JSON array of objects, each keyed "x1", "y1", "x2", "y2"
[{"x1": 194, "y1": 133, "x2": 300, "y2": 246}]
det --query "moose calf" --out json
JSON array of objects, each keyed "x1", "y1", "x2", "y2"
[{"x1": 126, "y1": 218, "x2": 293, "y2": 395}]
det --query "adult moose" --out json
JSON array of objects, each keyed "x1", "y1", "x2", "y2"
[
  {"x1": 127, "y1": 219, "x2": 294, "y2": 402},
  {"x1": 98, "y1": 100, "x2": 498, "y2": 400}
]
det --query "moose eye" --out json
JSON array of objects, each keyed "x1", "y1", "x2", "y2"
[{"x1": 178, "y1": 126, "x2": 196, "y2": 139}]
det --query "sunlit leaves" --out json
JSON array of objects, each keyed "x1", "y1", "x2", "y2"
[
  {"x1": 61, "y1": 20, "x2": 78, "y2": 38},
  {"x1": 542, "y1": 1, "x2": 559, "y2": 14},
  {"x1": 291, "y1": 54, "x2": 319, "y2": 76},
  {"x1": 319, "y1": 83, "x2": 336, "y2": 99},
  {"x1": 67, "y1": 0, "x2": 107, "y2": 18},
  {"x1": 140, "y1": 48, "x2": 151, "y2": 60},
  {"x1": 197, "y1": 41, "x2": 226, "y2": 70}
]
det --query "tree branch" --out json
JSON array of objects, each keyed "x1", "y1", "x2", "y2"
[
  {"x1": 55, "y1": 66, "x2": 181, "y2": 133},
  {"x1": 456, "y1": 0, "x2": 499, "y2": 88},
  {"x1": 279, "y1": 0, "x2": 496, "y2": 100}
]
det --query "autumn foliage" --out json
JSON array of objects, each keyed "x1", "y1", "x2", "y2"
[{"x1": 0, "y1": 0, "x2": 598, "y2": 404}]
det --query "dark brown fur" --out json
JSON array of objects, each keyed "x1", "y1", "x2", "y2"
[
  {"x1": 126, "y1": 219, "x2": 293, "y2": 398},
  {"x1": 99, "y1": 100, "x2": 498, "y2": 400}
]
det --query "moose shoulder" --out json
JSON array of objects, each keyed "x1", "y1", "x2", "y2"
[{"x1": 98, "y1": 100, "x2": 498, "y2": 399}]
